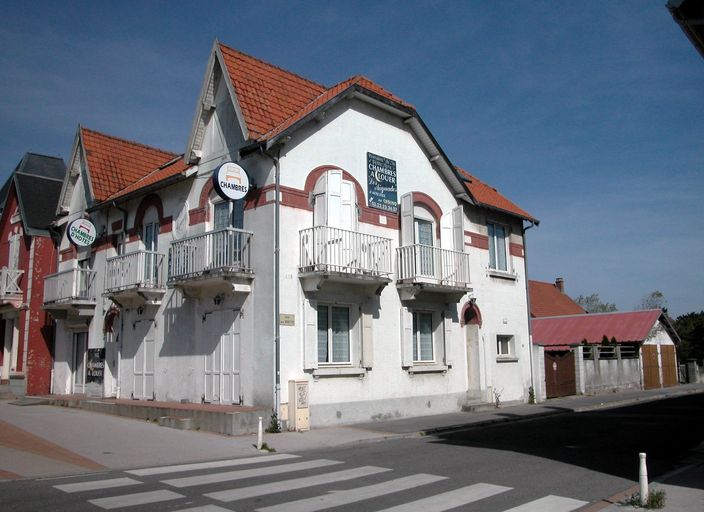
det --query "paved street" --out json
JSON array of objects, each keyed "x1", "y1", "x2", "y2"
[{"x1": 1, "y1": 389, "x2": 702, "y2": 511}]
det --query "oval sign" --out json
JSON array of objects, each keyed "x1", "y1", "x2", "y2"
[
  {"x1": 212, "y1": 162, "x2": 250, "y2": 201},
  {"x1": 68, "y1": 218, "x2": 97, "y2": 247}
]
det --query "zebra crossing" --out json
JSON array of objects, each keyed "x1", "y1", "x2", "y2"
[{"x1": 51, "y1": 453, "x2": 589, "y2": 511}]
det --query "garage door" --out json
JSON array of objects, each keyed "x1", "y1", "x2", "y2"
[
  {"x1": 642, "y1": 345, "x2": 661, "y2": 390},
  {"x1": 660, "y1": 345, "x2": 678, "y2": 387}
]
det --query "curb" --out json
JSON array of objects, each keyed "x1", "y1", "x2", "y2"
[{"x1": 420, "y1": 407, "x2": 571, "y2": 436}]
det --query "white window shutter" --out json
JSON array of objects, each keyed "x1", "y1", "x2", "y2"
[
  {"x1": 443, "y1": 306, "x2": 455, "y2": 367},
  {"x1": 440, "y1": 211, "x2": 452, "y2": 250},
  {"x1": 400, "y1": 192, "x2": 414, "y2": 247},
  {"x1": 326, "y1": 169, "x2": 343, "y2": 228},
  {"x1": 400, "y1": 306, "x2": 414, "y2": 368},
  {"x1": 361, "y1": 308, "x2": 373, "y2": 369},
  {"x1": 452, "y1": 206, "x2": 464, "y2": 253},
  {"x1": 303, "y1": 299, "x2": 318, "y2": 370},
  {"x1": 340, "y1": 180, "x2": 356, "y2": 231}
]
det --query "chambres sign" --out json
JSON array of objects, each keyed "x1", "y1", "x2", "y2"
[{"x1": 366, "y1": 152, "x2": 397, "y2": 213}]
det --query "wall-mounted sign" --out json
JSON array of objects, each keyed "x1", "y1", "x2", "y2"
[
  {"x1": 367, "y1": 152, "x2": 397, "y2": 212},
  {"x1": 279, "y1": 314, "x2": 295, "y2": 326},
  {"x1": 67, "y1": 218, "x2": 97, "y2": 247},
  {"x1": 212, "y1": 162, "x2": 251, "y2": 201},
  {"x1": 86, "y1": 348, "x2": 105, "y2": 384}
]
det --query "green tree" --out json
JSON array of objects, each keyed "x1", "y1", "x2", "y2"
[
  {"x1": 573, "y1": 293, "x2": 617, "y2": 313},
  {"x1": 638, "y1": 290, "x2": 668, "y2": 312},
  {"x1": 674, "y1": 311, "x2": 704, "y2": 363}
]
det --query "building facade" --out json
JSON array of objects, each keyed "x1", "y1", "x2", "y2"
[{"x1": 48, "y1": 42, "x2": 538, "y2": 427}]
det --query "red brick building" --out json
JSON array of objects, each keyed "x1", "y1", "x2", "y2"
[{"x1": 0, "y1": 153, "x2": 66, "y2": 396}]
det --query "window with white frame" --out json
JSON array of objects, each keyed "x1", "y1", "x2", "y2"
[
  {"x1": 413, "y1": 311, "x2": 434, "y2": 362},
  {"x1": 488, "y1": 222, "x2": 508, "y2": 271},
  {"x1": 317, "y1": 305, "x2": 351, "y2": 364},
  {"x1": 496, "y1": 334, "x2": 514, "y2": 358}
]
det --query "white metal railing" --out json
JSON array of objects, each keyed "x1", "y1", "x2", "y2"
[
  {"x1": 168, "y1": 227, "x2": 253, "y2": 281},
  {"x1": 43, "y1": 268, "x2": 96, "y2": 304},
  {"x1": 0, "y1": 267, "x2": 23, "y2": 297},
  {"x1": 299, "y1": 226, "x2": 393, "y2": 276},
  {"x1": 105, "y1": 250, "x2": 165, "y2": 293},
  {"x1": 396, "y1": 244, "x2": 471, "y2": 287}
]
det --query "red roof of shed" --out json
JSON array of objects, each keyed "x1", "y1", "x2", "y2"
[{"x1": 532, "y1": 310, "x2": 663, "y2": 349}]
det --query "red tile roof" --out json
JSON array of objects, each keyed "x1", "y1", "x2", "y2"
[
  {"x1": 80, "y1": 127, "x2": 189, "y2": 203},
  {"x1": 532, "y1": 310, "x2": 664, "y2": 348},
  {"x1": 529, "y1": 280, "x2": 586, "y2": 318},
  {"x1": 456, "y1": 167, "x2": 537, "y2": 222}
]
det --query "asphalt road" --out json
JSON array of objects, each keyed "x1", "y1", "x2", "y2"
[{"x1": 2, "y1": 394, "x2": 702, "y2": 511}]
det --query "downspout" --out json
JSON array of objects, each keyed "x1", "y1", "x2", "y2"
[
  {"x1": 22, "y1": 237, "x2": 35, "y2": 383},
  {"x1": 110, "y1": 201, "x2": 128, "y2": 399},
  {"x1": 522, "y1": 220, "x2": 536, "y2": 401}
]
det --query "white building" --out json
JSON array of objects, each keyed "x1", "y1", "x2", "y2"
[{"x1": 46, "y1": 41, "x2": 538, "y2": 428}]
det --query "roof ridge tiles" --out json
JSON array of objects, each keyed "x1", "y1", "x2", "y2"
[
  {"x1": 218, "y1": 42, "x2": 327, "y2": 91},
  {"x1": 80, "y1": 127, "x2": 179, "y2": 158}
]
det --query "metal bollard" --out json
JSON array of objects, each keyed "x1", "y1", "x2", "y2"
[
  {"x1": 257, "y1": 416, "x2": 263, "y2": 450},
  {"x1": 639, "y1": 452, "x2": 648, "y2": 506}
]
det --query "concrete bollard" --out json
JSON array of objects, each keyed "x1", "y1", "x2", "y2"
[
  {"x1": 257, "y1": 416, "x2": 263, "y2": 450},
  {"x1": 639, "y1": 452, "x2": 648, "y2": 506}
]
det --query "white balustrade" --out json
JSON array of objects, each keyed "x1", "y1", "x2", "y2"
[
  {"x1": 105, "y1": 251, "x2": 165, "y2": 292},
  {"x1": 396, "y1": 244, "x2": 471, "y2": 287},
  {"x1": 299, "y1": 226, "x2": 393, "y2": 276},
  {"x1": 169, "y1": 228, "x2": 253, "y2": 281},
  {"x1": 43, "y1": 268, "x2": 96, "y2": 304},
  {"x1": 0, "y1": 267, "x2": 23, "y2": 296}
]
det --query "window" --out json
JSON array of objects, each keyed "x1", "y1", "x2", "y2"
[
  {"x1": 413, "y1": 312, "x2": 434, "y2": 362},
  {"x1": 317, "y1": 305, "x2": 350, "y2": 364},
  {"x1": 488, "y1": 222, "x2": 508, "y2": 271},
  {"x1": 496, "y1": 335, "x2": 514, "y2": 358}
]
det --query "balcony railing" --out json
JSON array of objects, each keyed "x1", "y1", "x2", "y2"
[
  {"x1": 105, "y1": 250, "x2": 165, "y2": 293},
  {"x1": 396, "y1": 244, "x2": 471, "y2": 287},
  {"x1": 43, "y1": 268, "x2": 96, "y2": 304},
  {"x1": 0, "y1": 267, "x2": 23, "y2": 297},
  {"x1": 168, "y1": 227, "x2": 253, "y2": 282},
  {"x1": 299, "y1": 226, "x2": 393, "y2": 277}
]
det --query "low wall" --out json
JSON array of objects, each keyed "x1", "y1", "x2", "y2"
[{"x1": 584, "y1": 357, "x2": 641, "y2": 393}]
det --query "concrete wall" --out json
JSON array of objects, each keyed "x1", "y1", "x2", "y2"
[{"x1": 579, "y1": 346, "x2": 641, "y2": 394}]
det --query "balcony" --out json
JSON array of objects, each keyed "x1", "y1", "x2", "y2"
[
  {"x1": 299, "y1": 226, "x2": 393, "y2": 293},
  {"x1": 43, "y1": 268, "x2": 97, "y2": 317},
  {"x1": 105, "y1": 250, "x2": 166, "y2": 307},
  {"x1": 168, "y1": 227, "x2": 254, "y2": 298},
  {"x1": 396, "y1": 245, "x2": 472, "y2": 301},
  {"x1": 0, "y1": 267, "x2": 24, "y2": 309}
]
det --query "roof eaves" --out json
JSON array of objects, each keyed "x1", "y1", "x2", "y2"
[{"x1": 91, "y1": 166, "x2": 191, "y2": 211}]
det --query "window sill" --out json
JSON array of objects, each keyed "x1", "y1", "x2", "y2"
[
  {"x1": 311, "y1": 367, "x2": 367, "y2": 379},
  {"x1": 487, "y1": 268, "x2": 518, "y2": 280},
  {"x1": 496, "y1": 357, "x2": 519, "y2": 363},
  {"x1": 407, "y1": 364, "x2": 449, "y2": 374}
]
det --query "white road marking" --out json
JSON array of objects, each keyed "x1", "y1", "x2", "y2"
[
  {"x1": 502, "y1": 494, "x2": 589, "y2": 512},
  {"x1": 206, "y1": 465, "x2": 392, "y2": 502},
  {"x1": 88, "y1": 489, "x2": 184, "y2": 509},
  {"x1": 172, "y1": 506, "x2": 233, "y2": 512},
  {"x1": 376, "y1": 482, "x2": 512, "y2": 511},
  {"x1": 53, "y1": 477, "x2": 142, "y2": 493},
  {"x1": 256, "y1": 473, "x2": 448, "y2": 512},
  {"x1": 126, "y1": 453, "x2": 299, "y2": 476},
  {"x1": 162, "y1": 459, "x2": 343, "y2": 488}
]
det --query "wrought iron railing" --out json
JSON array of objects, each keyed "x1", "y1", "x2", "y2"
[
  {"x1": 299, "y1": 226, "x2": 393, "y2": 276},
  {"x1": 43, "y1": 268, "x2": 96, "y2": 304},
  {"x1": 0, "y1": 267, "x2": 23, "y2": 297},
  {"x1": 105, "y1": 250, "x2": 165, "y2": 292},
  {"x1": 396, "y1": 244, "x2": 471, "y2": 287},
  {"x1": 168, "y1": 227, "x2": 253, "y2": 282}
]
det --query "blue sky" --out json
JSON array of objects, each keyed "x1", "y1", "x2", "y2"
[{"x1": 1, "y1": 1, "x2": 702, "y2": 317}]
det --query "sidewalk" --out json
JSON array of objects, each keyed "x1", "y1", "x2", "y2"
[{"x1": 1, "y1": 383, "x2": 703, "y2": 508}]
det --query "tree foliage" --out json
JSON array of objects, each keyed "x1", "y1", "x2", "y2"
[
  {"x1": 674, "y1": 311, "x2": 704, "y2": 363},
  {"x1": 638, "y1": 290, "x2": 668, "y2": 312},
  {"x1": 573, "y1": 293, "x2": 617, "y2": 313}
]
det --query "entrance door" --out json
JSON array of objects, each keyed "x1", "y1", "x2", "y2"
[
  {"x1": 660, "y1": 345, "x2": 678, "y2": 387},
  {"x1": 545, "y1": 350, "x2": 576, "y2": 398},
  {"x1": 133, "y1": 337, "x2": 155, "y2": 399},
  {"x1": 415, "y1": 219, "x2": 435, "y2": 277},
  {"x1": 72, "y1": 332, "x2": 87, "y2": 394},
  {"x1": 143, "y1": 222, "x2": 159, "y2": 285},
  {"x1": 642, "y1": 345, "x2": 661, "y2": 389},
  {"x1": 204, "y1": 310, "x2": 241, "y2": 404}
]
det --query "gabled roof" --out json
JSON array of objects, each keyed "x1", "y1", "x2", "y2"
[
  {"x1": 1, "y1": 153, "x2": 66, "y2": 236},
  {"x1": 79, "y1": 127, "x2": 190, "y2": 204},
  {"x1": 456, "y1": 167, "x2": 537, "y2": 223},
  {"x1": 529, "y1": 280, "x2": 585, "y2": 318},
  {"x1": 532, "y1": 309, "x2": 673, "y2": 349}
]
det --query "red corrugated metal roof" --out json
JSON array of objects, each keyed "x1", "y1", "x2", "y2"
[
  {"x1": 81, "y1": 127, "x2": 186, "y2": 203},
  {"x1": 456, "y1": 167, "x2": 537, "y2": 222},
  {"x1": 529, "y1": 280, "x2": 585, "y2": 318},
  {"x1": 532, "y1": 309, "x2": 663, "y2": 347}
]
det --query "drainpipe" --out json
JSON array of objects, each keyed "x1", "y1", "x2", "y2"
[
  {"x1": 522, "y1": 220, "x2": 537, "y2": 401},
  {"x1": 111, "y1": 201, "x2": 128, "y2": 399}
]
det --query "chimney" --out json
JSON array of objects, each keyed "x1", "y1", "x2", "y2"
[{"x1": 555, "y1": 277, "x2": 565, "y2": 293}]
